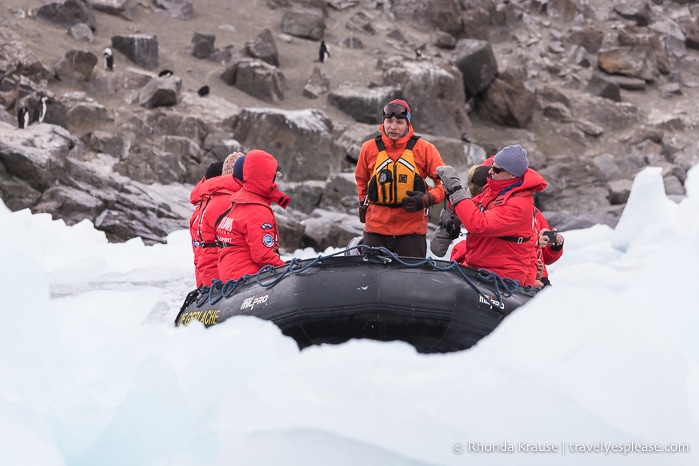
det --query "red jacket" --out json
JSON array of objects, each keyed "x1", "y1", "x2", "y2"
[
  {"x1": 452, "y1": 168, "x2": 547, "y2": 286},
  {"x1": 189, "y1": 175, "x2": 241, "y2": 288},
  {"x1": 216, "y1": 150, "x2": 287, "y2": 281},
  {"x1": 355, "y1": 125, "x2": 445, "y2": 235}
]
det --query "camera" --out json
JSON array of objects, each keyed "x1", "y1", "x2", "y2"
[{"x1": 543, "y1": 230, "x2": 557, "y2": 243}]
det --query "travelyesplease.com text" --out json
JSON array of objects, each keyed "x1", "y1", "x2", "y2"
[{"x1": 452, "y1": 441, "x2": 690, "y2": 455}]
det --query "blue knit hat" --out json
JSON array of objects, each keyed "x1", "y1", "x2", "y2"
[
  {"x1": 233, "y1": 154, "x2": 246, "y2": 182},
  {"x1": 493, "y1": 144, "x2": 529, "y2": 177}
]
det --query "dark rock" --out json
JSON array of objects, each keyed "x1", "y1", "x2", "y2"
[
  {"x1": 281, "y1": 9, "x2": 325, "y2": 40},
  {"x1": 245, "y1": 29, "x2": 279, "y2": 67},
  {"x1": 585, "y1": 73, "x2": 621, "y2": 102},
  {"x1": 327, "y1": 86, "x2": 402, "y2": 124},
  {"x1": 111, "y1": 34, "x2": 159, "y2": 70},
  {"x1": 35, "y1": 0, "x2": 97, "y2": 31},
  {"x1": 454, "y1": 39, "x2": 498, "y2": 98},
  {"x1": 190, "y1": 32, "x2": 216, "y2": 59},
  {"x1": 54, "y1": 50, "x2": 98, "y2": 82}
]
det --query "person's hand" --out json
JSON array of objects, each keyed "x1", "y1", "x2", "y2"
[
  {"x1": 358, "y1": 204, "x2": 367, "y2": 223},
  {"x1": 439, "y1": 208, "x2": 462, "y2": 240},
  {"x1": 436, "y1": 166, "x2": 463, "y2": 195},
  {"x1": 540, "y1": 229, "x2": 564, "y2": 249},
  {"x1": 401, "y1": 191, "x2": 434, "y2": 212}
]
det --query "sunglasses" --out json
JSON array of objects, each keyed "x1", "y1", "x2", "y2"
[
  {"x1": 382, "y1": 103, "x2": 410, "y2": 122},
  {"x1": 490, "y1": 166, "x2": 505, "y2": 174}
]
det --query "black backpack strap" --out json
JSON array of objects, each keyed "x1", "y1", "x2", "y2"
[
  {"x1": 374, "y1": 135, "x2": 385, "y2": 152},
  {"x1": 375, "y1": 135, "x2": 420, "y2": 152},
  {"x1": 497, "y1": 236, "x2": 531, "y2": 244}
]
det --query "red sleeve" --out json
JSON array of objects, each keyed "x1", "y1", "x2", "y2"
[
  {"x1": 355, "y1": 140, "x2": 374, "y2": 202},
  {"x1": 535, "y1": 211, "x2": 563, "y2": 265},
  {"x1": 450, "y1": 240, "x2": 467, "y2": 263},
  {"x1": 454, "y1": 196, "x2": 532, "y2": 237}
]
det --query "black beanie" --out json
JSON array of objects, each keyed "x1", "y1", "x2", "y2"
[{"x1": 205, "y1": 161, "x2": 224, "y2": 179}]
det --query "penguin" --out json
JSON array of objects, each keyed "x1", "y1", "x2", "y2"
[
  {"x1": 197, "y1": 85, "x2": 210, "y2": 97},
  {"x1": 415, "y1": 43, "x2": 426, "y2": 60},
  {"x1": 32, "y1": 96, "x2": 49, "y2": 124},
  {"x1": 102, "y1": 47, "x2": 114, "y2": 71},
  {"x1": 158, "y1": 69, "x2": 174, "y2": 78},
  {"x1": 17, "y1": 106, "x2": 29, "y2": 129},
  {"x1": 318, "y1": 40, "x2": 330, "y2": 64}
]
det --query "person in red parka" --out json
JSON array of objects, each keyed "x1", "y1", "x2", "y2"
[
  {"x1": 216, "y1": 149, "x2": 291, "y2": 281},
  {"x1": 446, "y1": 160, "x2": 564, "y2": 288},
  {"x1": 189, "y1": 152, "x2": 244, "y2": 289},
  {"x1": 190, "y1": 161, "x2": 222, "y2": 288},
  {"x1": 437, "y1": 144, "x2": 548, "y2": 287}
]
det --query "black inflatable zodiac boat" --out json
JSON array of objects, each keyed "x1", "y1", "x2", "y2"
[{"x1": 175, "y1": 246, "x2": 538, "y2": 353}]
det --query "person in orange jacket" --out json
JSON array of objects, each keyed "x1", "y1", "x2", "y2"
[
  {"x1": 216, "y1": 149, "x2": 291, "y2": 281},
  {"x1": 437, "y1": 144, "x2": 547, "y2": 287},
  {"x1": 189, "y1": 152, "x2": 244, "y2": 289},
  {"x1": 355, "y1": 99, "x2": 446, "y2": 257}
]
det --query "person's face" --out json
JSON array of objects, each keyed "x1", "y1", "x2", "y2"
[
  {"x1": 489, "y1": 163, "x2": 517, "y2": 180},
  {"x1": 383, "y1": 116, "x2": 409, "y2": 141}
]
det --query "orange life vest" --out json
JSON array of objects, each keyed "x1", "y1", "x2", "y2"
[{"x1": 367, "y1": 135, "x2": 426, "y2": 207}]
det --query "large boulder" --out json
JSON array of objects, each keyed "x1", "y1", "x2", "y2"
[
  {"x1": 221, "y1": 58, "x2": 287, "y2": 103},
  {"x1": 382, "y1": 61, "x2": 470, "y2": 138},
  {"x1": 111, "y1": 34, "x2": 159, "y2": 70},
  {"x1": 35, "y1": 0, "x2": 97, "y2": 30},
  {"x1": 327, "y1": 86, "x2": 403, "y2": 124},
  {"x1": 232, "y1": 108, "x2": 336, "y2": 182},
  {"x1": 54, "y1": 49, "x2": 98, "y2": 82}
]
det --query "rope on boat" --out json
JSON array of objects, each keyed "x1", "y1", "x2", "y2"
[{"x1": 194, "y1": 246, "x2": 532, "y2": 310}]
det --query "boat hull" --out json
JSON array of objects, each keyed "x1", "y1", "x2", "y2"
[{"x1": 176, "y1": 252, "x2": 537, "y2": 353}]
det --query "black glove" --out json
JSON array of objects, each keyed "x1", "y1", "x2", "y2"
[
  {"x1": 358, "y1": 204, "x2": 367, "y2": 223},
  {"x1": 436, "y1": 166, "x2": 463, "y2": 195},
  {"x1": 439, "y1": 208, "x2": 462, "y2": 240},
  {"x1": 430, "y1": 208, "x2": 462, "y2": 257},
  {"x1": 401, "y1": 191, "x2": 434, "y2": 212}
]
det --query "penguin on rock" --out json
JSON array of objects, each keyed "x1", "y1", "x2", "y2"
[
  {"x1": 318, "y1": 40, "x2": 330, "y2": 64},
  {"x1": 32, "y1": 96, "x2": 49, "y2": 124},
  {"x1": 17, "y1": 106, "x2": 29, "y2": 129},
  {"x1": 102, "y1": 47, "x2": 114, "y2": 71}
]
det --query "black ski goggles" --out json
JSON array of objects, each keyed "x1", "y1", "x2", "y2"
[{"x1": 382, "y1": 103, "x2": 411, "y2": 122}]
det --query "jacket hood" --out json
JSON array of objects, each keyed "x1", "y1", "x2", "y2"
[
  {"x1": 241, "y1": 150, "x2": 291, "y2": 206},
  {"x1": 190, "y1": 174, "x2": 241, "y2": 204}
]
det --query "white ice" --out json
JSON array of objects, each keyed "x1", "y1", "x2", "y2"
[{"x1": 0, "y1": 166, "x2": 697, "y2": 466}]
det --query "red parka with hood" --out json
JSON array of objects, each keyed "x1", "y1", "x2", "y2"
[
  {"x1": 189, "y1": 175, "x2": 241, "y2": 288},
  {"x1": 216, "y1": 150, "x2": 290, "y2": 281},
  {"x1": 452, "y1": 168, "x2": 547, "y2": 286}
]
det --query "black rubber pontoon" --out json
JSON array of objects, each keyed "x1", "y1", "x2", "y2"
[{"x1": 175, "y1": 247, "x2": 538, "y2": 353}]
